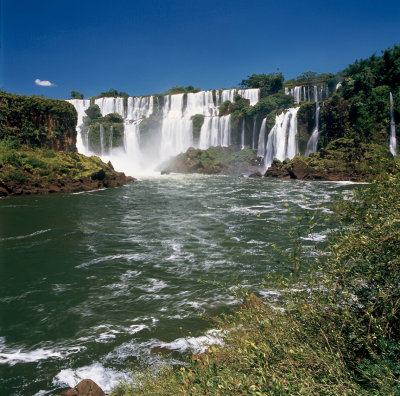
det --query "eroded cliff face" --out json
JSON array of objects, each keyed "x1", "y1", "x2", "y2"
[{"x1": 0, "y1": 92, "x2": 77, "y2": 151}]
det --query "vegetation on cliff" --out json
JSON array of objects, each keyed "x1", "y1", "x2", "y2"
[
  {"x1": 265, "y1": 138, "x2": 399, "y2": 181},
  {"x1": 82, "y1": 104, "x2": 124, "y2": 154},
  {"x1": 162, "y1": 146, "x2": 260, "y2": 175},
  {"x1": 0, "y1": 91, "x2": 77, "y2": 151},
  {"x1": 0, "y1": 141, "x2": 132, "y2": 196},
  {"x1": 319, "y1": 45, "x2": 400, "y2": 150},
  {"x1": 0, "y1": 92, "x2": 133, "y2": 196},
  {"x1": 114, "y1": 173, "x2": 400, "y2": 395}
]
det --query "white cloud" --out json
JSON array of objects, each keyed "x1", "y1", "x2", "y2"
[{"x1": 35, "y1": 79, "x2": 55, "y2": 87}]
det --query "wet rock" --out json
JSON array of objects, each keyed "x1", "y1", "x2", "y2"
[
  {"x1": 91, "y1": 169, "x2": 106, "y2": 181},
  {"x1": 248, "y1": 171, "x2": 262, "y2": 178},
  {"x1": 60, "y1": 379, "x2": 105, "y2": 396},
  {"x1": 0, "y1": 186, "x2": 9, "y2": 196}
]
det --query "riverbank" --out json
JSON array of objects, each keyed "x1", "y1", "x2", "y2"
[
  {"x1": 0, "y1": 145, "x2": 134, "y2": 197},
  {"x1": 111, "y1": 174, "x2": 400, "y2": 395}
]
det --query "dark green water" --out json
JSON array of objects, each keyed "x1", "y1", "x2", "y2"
[{"x1": 0, "y1": 175, "x2": 355, "y2": 395}]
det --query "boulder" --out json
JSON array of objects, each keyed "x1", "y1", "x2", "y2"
[
  {"x1": 248, "y1": 171, "x2": 262, "y2": 178},
  {"x1": 241, "y1": 293, "x2": 264, "y2": 310},
  {"x1": 60, "y1": 379, "x2": 105, "y2": 396},
  {"x1": 91, "y1": 169, "x2": 106, "y2": 181}
]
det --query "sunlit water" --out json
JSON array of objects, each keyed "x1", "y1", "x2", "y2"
[{"x1": 0, "y1": 175, "x2": 357, "y2": 395}]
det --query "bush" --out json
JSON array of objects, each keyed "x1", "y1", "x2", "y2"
[{"x1": 1, "y1": 169, "x2": 29, "y2": 183}]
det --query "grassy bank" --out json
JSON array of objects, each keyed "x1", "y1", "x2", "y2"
[
  {"x1": 113, "y1": 174, "x2": 400, "y2": 395},
  {"x1": 0, "y1": 142, "x2": 133, "y2": 196}
]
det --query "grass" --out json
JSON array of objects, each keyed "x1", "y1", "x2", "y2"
[{"x1": 0, "y1": 143, "x2": 118, "y2": 186}]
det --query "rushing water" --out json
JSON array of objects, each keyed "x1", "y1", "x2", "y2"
[{"x1": 0, "y1": 175, "x2": 356, "y2": 395}]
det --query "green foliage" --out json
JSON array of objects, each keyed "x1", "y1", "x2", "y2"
[
  {"x1": 218, "y1": 100, "x2": 232, "y2": 116},
  {"x1": 240, "y1": 73, "x2": 284, "y2": 97},
  {"x1": 165, "y1": 86, "x2": 201, "y2": 95},
  {"x1": 96, "y1": 88, "x2": 129, "y2": 98},
  {"x1": 191, "y1": 114, "x2": 204, "y2": 141},
  {"x1": 84, "y1": 104, "x2": 102, "y2": 121},
  {"x1": 164, "y1": 146, "x2": 257, "y2": 174},
  {"x1": 70, "y1": 90, "x2": 84, "y2": 99},
  {"x1": 0, "y1": 91, "x2": 77, "y2": 151},
  {"x1": 0, "y1": 145, "x2": 121, "y2": 186},
  {"x1": 83, "y1": 108, "x2": 124, "y2": 154},
  {"x1": 297, "y1": 102, "x2": 316, "y2": 153},
  {"x1": 87, "y1": 122, "x2": 124, "y2": 154},
  {"x1": 318, "y1": 45, "x2": 400, "y2": 151}
]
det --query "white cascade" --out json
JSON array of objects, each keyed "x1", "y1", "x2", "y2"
[
  {"x1": 99, "y1": 124, "x2": 105, "y2": 155},
  {"x1": 256, "y1": 118, "x2": 267, "y2": 158},
  {"x1": 67, "y1": 88, "x2": 259, "y2": 175},
  {"x1": 221, "y1": 89, "x2": 236, "y2": 103},
  {"x1": 199, "y1": 115, "x2": 231, "y2": 149},
  {"x1": 390, "y1": 92, "x2": 397, "y2": 156},
  {"x1": 110, "y1": 126, "x2": 113, "y2": 152},
  {"x1": 66, "y1": 99, "x2": 91, "y2": 153},
  {"x1": 160, "y1": 94, "x2": 193, "y2": 161},
  {"x1": 264, "y1": 107, "x2": 299, "y2": 169},
  {"x1": 241, "y1": 120, "x2": 245, "y2": 149},
  {"x1": 237, "y1": 89, "x2": 260, "y2": 106},
  {"x1": 305, "y1": 86, "x2": 320, "y2": 155},
  {"x1": 127, "y1": 96, "x2": 153, "y2": 120},
  {"x1": 252, "y1": 119, "x2": 256, "y2": 149}
]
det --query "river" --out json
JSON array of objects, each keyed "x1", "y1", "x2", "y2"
[{"x1": 0, "y1": 175, "x2": 356, "y2": 395}]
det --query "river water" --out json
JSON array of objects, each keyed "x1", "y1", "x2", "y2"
[{"x1": 0, "y1": 175, "x2": 356, "y2": 395}]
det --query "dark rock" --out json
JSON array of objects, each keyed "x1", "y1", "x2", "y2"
[
  {"x1": 264, "y1": 166, "x2": 290, "y2": 179},
  {"x1": 248, "y1": 171, "x2": 262, "y2": 178},
  {"x1": 107, "y1": 161, "x2": 114, "y2": 170},
  {"x1": 60, "y1": 379, "x2": 105, "y2": 396},
  {"x1": 287, "y1": 159, "x2": 313, "y2": 180},
  {"x1": 91, "y1": 169, "x2": 106, "y2": 181},
  {"x1": 0, "y1": 186, "x2": 9, "y2": 196}
]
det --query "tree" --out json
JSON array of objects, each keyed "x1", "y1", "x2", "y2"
[
  {"x1": 70, "y1": 90, "x2": 84, "y2": 99},
  {"x1": 84, "y1": 104, "x2": 102, "y2": 121},
  {"x1": 97, "y1": 88, "x2": 129, "y2": 98},
  {"x1": 240, "y1": 73, "x2": 284, "y2": 97}
]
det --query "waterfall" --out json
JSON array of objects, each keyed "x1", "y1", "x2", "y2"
[
  {"x1": 124, "y1": 122, "x2": 141, "y2": 159},
  {"x1": 99, "y1": 124, "x2": 105, "y2": 155},
  {"x1": 66, "y1": 99, "x2": 91, "y2": 153},
  {"x1": 67, "y1": 88, "x2": 259, "y2": 175},
  {"x1": 109, "y1": 126, "x2": 114, "y2": 153},
  {"x1": 160, "y1": 94, "x2": 193, "y2": 161},
  {"x1": 256, "y1": 118, "x2": 267, "y2": 158},
  {"x1": 305, "y1": 86, "x2": 320, "y2": 155},
  {"x1": 199, "y1": 115, "x2": 231, "y2": 149},
  {"x1": 241, "y1": 119, "x2": 245, "y2": 149},
  {"x1": 390, "y1": 92, "x2": 397, "y2": 156},
  {"x1": 252, "y1": 119, "x2": 256, "y2": 149},
  {"x1": 264, "y1": 108, "x2": 299, "y2": 169},
  {"x1": 237, "y1": 89, "x2": 260, "y2": 105}
]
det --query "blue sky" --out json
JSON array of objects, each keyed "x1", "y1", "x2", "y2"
[{"x1": 1, "y1": 0, "x2": 399, "y2": 99}]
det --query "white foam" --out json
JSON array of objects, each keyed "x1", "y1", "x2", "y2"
[
  {"x1": 156, "y1": 329, "x2": 223, "y2": 354},
  {"x1": 0, "y1": 345, "x2": 82, "y2": 366},
  {"x1": 0, "y1": 229, "x2": 51, "y2": 242},
  {"x1": 53, "y1": 363, "x2": 127, "y2": 393}
]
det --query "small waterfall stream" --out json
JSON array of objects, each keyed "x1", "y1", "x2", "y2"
[
  {"x1": 389, "y1": 92, "x2": 397, "y2": 156},
  {"x1": 305, "y1": 86, "x2": 321, "y2": 155}
]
